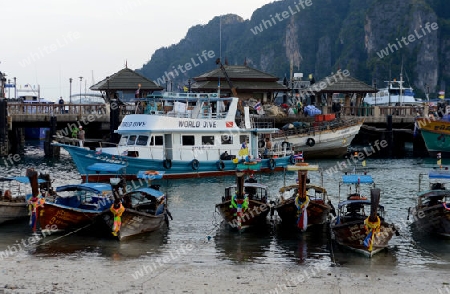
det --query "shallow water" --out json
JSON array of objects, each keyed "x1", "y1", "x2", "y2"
[{"x1": 1, "y1": 142, "x2": 450, "y2": 272}]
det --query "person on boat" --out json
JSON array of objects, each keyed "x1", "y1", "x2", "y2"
[
  {"x1": 77, "y1": 126, "x2": 85, "y2": 147},
  {"x1": 28, "y1": 193, "x2": 45, "y2": 232},
  {"x1": 245, "y1": 174, "x2": 257, "y2": 199},
  {"x1": 110, "y1": 198, "x2": 125, "y2": 236},
  {"x1": 71, "y1": 126, "x2": 79, "y2": 139},
  {"x1": 263, "y1": 137, "x2": 272, "y2": 158}
]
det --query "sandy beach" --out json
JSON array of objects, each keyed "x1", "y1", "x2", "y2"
[{"x1": 1, "y1": 249, "x2": 449, "y2": 294}]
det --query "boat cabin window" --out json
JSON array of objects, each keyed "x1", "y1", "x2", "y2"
[
  {"x1": 182, "y1": 135, "x2": 195, "y2": 146},
  {"x1": 221, "y1": 135, "x2": 233, "y2": 145},
  {"x1": 127, "y1": 135, "x2": 137, "y2": 145},
  {"x1": 150, "y1": 135, "x2": 164, "y2": 146},
  {"x1": 119, "y1": 136, "x2": 128, "y2": 146},
  {"x1": 240, "y1": 135, "x2": 249, "y2": 144},
  {"x1": 202, "y1": 136, "x2": 214, "y2": 145},
  {"x1": 136, "y1": 135, "x2": 149, "y2": 146}
]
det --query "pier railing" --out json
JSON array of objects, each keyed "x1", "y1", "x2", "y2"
[{"x1": 7, "y1": 103, "x2": 110, "y2": 116}]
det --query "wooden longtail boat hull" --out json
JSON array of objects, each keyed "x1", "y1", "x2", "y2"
[
  {"x1": 410, "y1": 205, "x2": 450, "y2": 237},
  {"x1": 39, "y1": 203, "x2": 102, "y2": 233},
  {"x1": 215, "y1": 199, "x2": 270, "y2": 232},
  {"x1": 101, "y1": 209, "x2": 166, "y2": 240},
  {"x1": 275, "y1": 197, "x2": 331, "y2": 228},
  {"x1": 330, "y1": 218, "x2": 395, "y2": 257},
  {"x1": 0, "y1": 201, "x2": 28, "y2": 224}
]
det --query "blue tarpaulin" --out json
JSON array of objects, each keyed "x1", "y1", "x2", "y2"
[
  {"x1": 342, "y1": 175, "x2": 373, "y2": 184},
  {"x1": 429, "y1": 170, "x2": 450, "y2": 179}
]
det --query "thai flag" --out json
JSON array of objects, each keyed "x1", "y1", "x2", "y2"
[
  {"x1": 121, "y1": 150, "x2": 128, "y2": 156},
  {"x1": 363, "y1": 230, "x2": 373, "y2": 251},
  {"x1": 254, "y1": 102, "x2": 262, "y2": 111},
  {"x1": 294, "y1": 152, "x2": 303, "y2": 162},
  {"x1": 95, "y1": 148, "x2": 102, "y2": 155}
]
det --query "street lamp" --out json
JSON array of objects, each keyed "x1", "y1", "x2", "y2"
[
  {"x1": 79, "y1": 76, "x2": 83, "y2": 104},
  {"x1": 69, "y1": 78, "x2": 73, "y2": 103}
]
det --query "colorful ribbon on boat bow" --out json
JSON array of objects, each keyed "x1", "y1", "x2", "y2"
[
  {"x1": 110, "y1": 202, "x2": 125, "y2": 236},
  {"x1": 443, "y1": 203, "x2": 450, "y2": 211},
  {"x1": 363, "y1": 216, "x2": 381, "y2": 252},
  {"x1": 230, "y1": 193, "x2": 249, "y2": 230},
  {"x1": 295, "y1": 195, "x2": 309, "y2": 231}
]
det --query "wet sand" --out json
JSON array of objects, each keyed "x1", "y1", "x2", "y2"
[{"x1": 1, "y1": 252, "x2": 449, "y2": 294}]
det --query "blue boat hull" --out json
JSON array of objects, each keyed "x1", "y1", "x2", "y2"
[{"x1": 56, "y1": 143, "x2": 293, "y2": 180}]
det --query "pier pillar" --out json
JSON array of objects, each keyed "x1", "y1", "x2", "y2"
[
  {"x1": 44, "y1": 116, "x2": 60, "y2": 158},
  {"x1": 0, "y1": 99, "x2": 9, "y2": 156},
  {"x1": 413, "y1": 130, "x2": 429, "y2": 157},
  {"x1": 386, "y1": 115, "x2": 393, "y2": 158},
  {"x1": 110, "y1": 100, "x2": 120, "y2": 144}
]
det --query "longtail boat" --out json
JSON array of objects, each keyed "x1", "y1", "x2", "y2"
[
  {"x1": 408, "y1": 167, "x2": 450, "y2": 238},
  {"x1": 274, "y1": 156, "x2": 334, "y2": 231},
  {"x1": 215, "y1": 162, "x2": 271, "y2": 232},
  {"x1": 100, "y1": 170, "x2": 171, "y2": 240},
  {"x1": 330, "y1": 174, "x2": 397, "y2": 257}
]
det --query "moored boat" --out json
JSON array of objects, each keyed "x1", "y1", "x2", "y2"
[
  {"x1": 363, "y1": 74, "x2": 421, "y2": 106},
  {"x1": 330, "y1": 174, "x2": 397, "y2": 257},
  {"x1": 415, "y1": 117, "x2": 450, "y2": 158},
  {"x1": 270, "y1": 118, "x2": 363, "y2": 159},
  {"x1": 274, "y1": 159, "x2": 333, "y2": 231},
  {"x1": 408, "y1": 168, "x2": 450, "y2": 238},
  {"x1": 53, "y1": 92, "x2": 294, "y2": 181},
  {"x1": 0, "y1": 172, "x2": 51, "y2": 225},
  {"x1": 100, "y1": 170, "x2": 171, "y2": 240},
  {"x1": 215, "y1": 163, "x2": 271, "y2": 232}
]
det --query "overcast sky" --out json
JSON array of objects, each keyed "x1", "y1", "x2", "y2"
[{"x1": 1, "y1": 0, "x2": 275, "y2": 101}]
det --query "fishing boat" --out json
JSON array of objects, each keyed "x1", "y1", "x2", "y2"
[
  {"x1": 0, "y1": 172, "x2": 51, "y2": 225},
  {"x1": 274, "y1": 159, "x2": 334, "y2": 230},
  {"x1": 270, "y1": 118, "x2": 364, "y2": 158},
  {"x1": 415, "y1": 117, "x2": 450, "y2": 158},
  {"x1": 330, "y1": 174, "x2": 397, "y2": 257},
  {"x1": 100, "y1": 170, "x2": 171, "y2": 240},
  {"x1": 38, "y1": 164, "x2": 122, "y2": 234},
  {"x1": 363, "y1": 74, "x2": 421, "y2": 106},
  {"x1": 215, "y1": 163, "x2": 271, "y2": 232},
  {"x1": 53, "y1": 92, "x2": 293, "y2": 181},
  {"x1": 407, "y1": 168, "x2": 450, "y2": 237}
]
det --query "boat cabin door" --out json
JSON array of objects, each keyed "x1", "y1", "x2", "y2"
[{"x1": 164, "y1": 134, "x2": 173, "y2": 160}]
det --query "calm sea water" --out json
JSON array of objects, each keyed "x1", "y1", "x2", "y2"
[{"x1": 1, "y1": 142, "x2": 449, "y2": 271}]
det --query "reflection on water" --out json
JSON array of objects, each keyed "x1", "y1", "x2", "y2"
[{"x1": 0, "y1": 143, "x2": 450, "y2": 271}]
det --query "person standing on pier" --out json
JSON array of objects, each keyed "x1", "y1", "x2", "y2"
[
  {"x1": 77, "y1": 126, "x2": 85, "y2": 147},
  {"x1": 58, "y1": 97, "x2": 65, "y2": 114}
]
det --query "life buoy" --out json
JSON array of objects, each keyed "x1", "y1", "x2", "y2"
[
  {"x1": 289, "y1": 155, "x2": 296, "y2": 165},
  {"x1": 216, "y1": 160, "x2": 225, "y2": 171},
  {"x1": 191, "y1": 159, "x2": 200, "y2": 170},
  {"x1": 258, "y1": 140, "x2": 265, "y2": 148},
  {"x1": 281, "y1": 141, "x2": 290, "y2": 149},
  {"x1": 306, "y1": 138, "x2": 315, "y2": 147},
  {"x1": 268, "y1": 158, "x2": 276, "y2": 170},
  {"x1": 163, "y1": 159, "x2": 172, "y2": 169}
]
